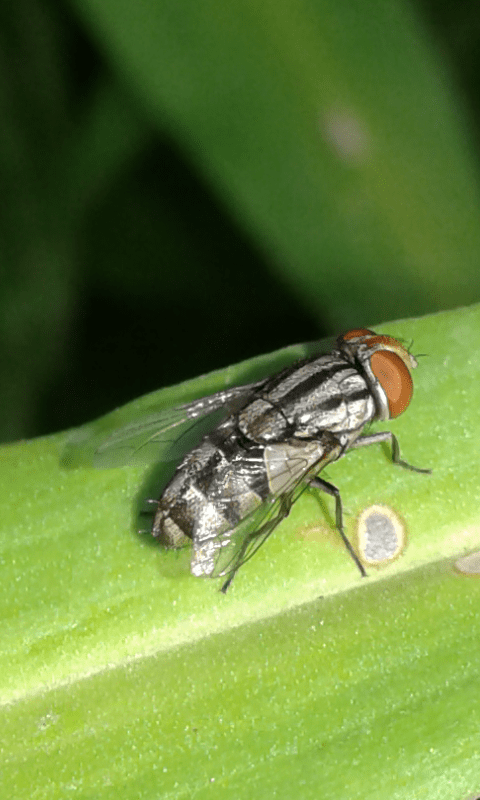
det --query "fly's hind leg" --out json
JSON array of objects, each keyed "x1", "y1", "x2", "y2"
[
  {"x1": 220, "y1": 494, "x2": 294, "y2": 594},
  {"x1": 309, "y1": 476, "x2": 367, "y2": 578},
  {"x1": 352, "y1": 432, "x2": 431, "y2": 474}
]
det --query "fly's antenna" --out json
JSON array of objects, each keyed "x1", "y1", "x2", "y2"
[{"x1": 405, "y1": 336, "x2": 429, "y2": 360}]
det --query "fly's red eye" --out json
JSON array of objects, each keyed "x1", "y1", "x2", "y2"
[
  {"x1": 370, "y1": 350, "x2": 413, "y2": 418},
  {"x1": 340, "y1": 328, "x2": 375, "y2": 342}
]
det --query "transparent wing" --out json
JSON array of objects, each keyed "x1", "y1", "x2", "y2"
[
  {"x1": 64, "y1": 380, "x2": 265, "y2": 468},
  {"x1": 192, "y1": 438, "x2": 337, "y2": 590},
  {"x1": 215, "y1": 479, "x2": 311, "y2": 591}
]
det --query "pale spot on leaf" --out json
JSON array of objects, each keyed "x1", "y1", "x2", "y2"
[
  {"x1": 357, "y1": 505, "x2": 405, "y2": 565},
  {"x1": 322, "y1": 109, "x2": 371, "y2": 163}
]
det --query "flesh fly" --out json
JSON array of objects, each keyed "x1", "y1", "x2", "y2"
[{"x1": 93, "y1": 329, "x2": 429, "y2": 591}]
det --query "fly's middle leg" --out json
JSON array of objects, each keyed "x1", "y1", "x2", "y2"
[
  {"x1": 309, "y1": 476, "x2": 367, "y2": 578},
  {"x1": 352, "y1": 431, "x2": 431, "y2": 474}
]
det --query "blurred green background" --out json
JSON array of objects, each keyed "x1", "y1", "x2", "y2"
[{"x1": 2, "y1": 0, "x2": 480, "y2": 443}]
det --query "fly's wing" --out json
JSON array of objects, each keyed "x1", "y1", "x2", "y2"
[
  {"x1": 214, "y1": 480, "x2": 310, "y2": 583},
  {"x1": 191, "y1": 437, "x2": 341, "y2": 587},
  {"x1": 64, "y1": 380, "x2": 265, "y2": 468}
]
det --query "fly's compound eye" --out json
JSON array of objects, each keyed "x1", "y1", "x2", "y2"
[
  {"x1": 337, "y1": 328, "x2": 417, "y2": 420},
  {"x1": 338, "y1": 328, "x2": 375, "y2": 344},
  {"x1": 370, "y1": 350, "x2": 413, "y2": 418}
]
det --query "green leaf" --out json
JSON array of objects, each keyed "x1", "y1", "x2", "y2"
[{"x1": 2, "y1": 305, "x2": 480, "y2": 798}]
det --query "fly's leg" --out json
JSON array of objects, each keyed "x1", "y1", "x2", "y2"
[
  {"x1": 389, "y1": 433, "x2": 431, "y2": 473},
  {"x1": 220, "y1": 495, "x2": 293, "y2": 594},
  {"x1": 352, "y1": 432, "x2": 431, "y2": 474},
  {"x1": 309, "y1": 476, "x2": 367, "y2": 578},
  {"x1": 220, "y1": 540, "x2": 251, "y2": 594}
]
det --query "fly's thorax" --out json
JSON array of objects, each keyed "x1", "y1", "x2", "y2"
[
  {"x1": 298, "y1": 366, "x2": 376, "y2": 436},
  {"x1": 237, "y1": 398, "x2": 288, "y2": 442},
  {"x1": 237, "y1": 353, "x2": 376, "y2": 443}
]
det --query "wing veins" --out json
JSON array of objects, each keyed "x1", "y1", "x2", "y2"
[
  {"x1": 209, "y1": 447, "x2": 327, "y2": 583},
  {"x1": 92, "y1": 379, "x2": 265, "y2": 465}
]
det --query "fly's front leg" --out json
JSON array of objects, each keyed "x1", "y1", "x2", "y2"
[
  {"x1": 352, "y1": 432, "x2": 431, "y2": 474},
  {"x1": 309, "y1": 476, "x2": 366, "y2": 578}
]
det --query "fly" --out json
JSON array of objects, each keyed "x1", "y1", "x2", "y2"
[{"x1": 93, "y1": 328, "x2": 430, "y2": 591}]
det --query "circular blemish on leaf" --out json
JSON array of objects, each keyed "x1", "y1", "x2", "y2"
[
  {"x1": 455, "y1": 552, "x2": 480, "y2": 576},
  {"x1": 321, "y1": 109, "x2": 371, "y2": 163},
  {"x1": 357, "y1": 505, "x2": 406, "y2": 566}
]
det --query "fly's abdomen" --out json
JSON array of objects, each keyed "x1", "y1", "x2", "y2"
[
  {"x1": 152, "y1": 480, "x2": 204, "y2": 549},
  {"x1": 152, "y1": 435, "x2": 266, "y2": 554},
  {"x1": 189, "y1": 460, "x2": 265, "y2": 577},
  {"x1": 152, "y1": 438, "x2": 220, "y2": 548}
]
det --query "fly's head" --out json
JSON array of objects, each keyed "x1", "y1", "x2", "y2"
[{"x1": 337, "y1": 328, "x2": 418, "y2": 422}]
